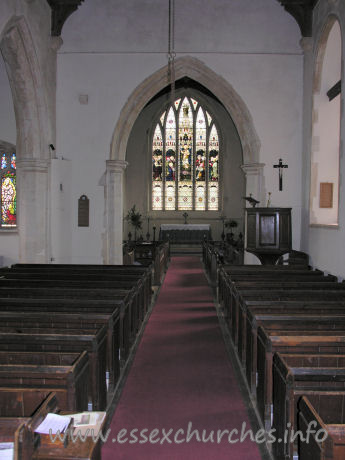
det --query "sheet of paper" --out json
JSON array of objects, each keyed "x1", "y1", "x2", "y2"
[
  {"x1": 0, "y1": 442, "x2": 14, "y2": 460},
  {"x1": 35, "y1": 413, "x2": 71, "y2": 434}
]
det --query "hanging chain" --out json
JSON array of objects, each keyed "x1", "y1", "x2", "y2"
[{"x1": 167, "y1": 0, "x2": 176, "y2": 104}]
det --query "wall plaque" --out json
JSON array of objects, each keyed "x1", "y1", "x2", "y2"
[
  {"x1": 78, "y1": 195, "x2": 89, "y2": 227},
  {"x1": 319, "y1": 183, "x2": 333, "y2": 208}
]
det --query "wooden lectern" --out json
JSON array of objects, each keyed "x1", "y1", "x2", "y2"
[{"x1": 245, "y1": 207, "x2": 291, "y2": 265}]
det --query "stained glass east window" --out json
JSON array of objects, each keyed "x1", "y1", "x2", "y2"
[
  {"x1": 1, "y1": 150, "x2": 16, "y2": 228},
  {"x1": 151, "y1": 96, "x2": 220, "y2": 211}
]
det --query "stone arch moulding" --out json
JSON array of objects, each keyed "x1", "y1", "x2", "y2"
[
  {"x1": 0, "y1": 15, "x2": 51, "y2": 160},
  {"x1": 309, "y1": 14, "x2": 342, "y2": 227},
  {"x1": 104, "y1": 56, "x2": 264, "y2": 265},
  {"x1": 313, "y1": 14, "x2": 342, "y2": 95},
  {"x1": 0, "y1": 16, "x2": 51, "y2": 263},
  {"x1": 110, "y1": 56, "x2": 261, "y2": 165}
]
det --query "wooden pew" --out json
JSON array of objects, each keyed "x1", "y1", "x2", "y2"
[
  {"x1": 228, "y1": 290, "x2": 345, "y2": 346},
  {"x1": 0, "y1": 304, "x2": 121, "y2": 385},
  {"x1": 0, "y1": 392, "x2": 58, "y2": 460},
  {"x1": 133, "y1": 241, "x2": 169, "y2": 286},
  {"x1": 232, "y1": 276, "x2": 339, "y2": 331},
  {"x1": 218, "y1": 265, "x2": 326, "y2": 314},
  {"x1": 3, "y1": 264, "x2": 152, "y2": 318},
  {"x1": 273, "y1": 353, "x2": 345, "y2": 460},
  {"x1": 0, "y1": 296, "x2": 129, "y2": 364},
  {"x1": 217, "y1": 263, "x2": 318, "y2": 298},
  {"x1": 0, "y1": 326, "x2": 107, "y2": 410},
  {"x1": 227, "y1": 271, "x2": 337, "y2": 302},
  {"x1": 257, "y1": 328, "x2": 345, "y2": 432},
  {"x1": 1, "y1": 271, "x2": 150, "y2": 315},
  {"x1": 298, "y1": 394, "x2": 345, "y2": 460},
  {"x1": 0, "y1": 350, "x2": 89, "y2": 412},
  {"x1": 0, "y1": 278, "x2": 143, "y2": 328},
  {"x1": 11, "y1": 245, "x2": 168, "y2": 287},
  {"x1": 0, "y1": 389, "x2": 105, "y2": 460},
  {"x1": 244, "y1": 305, "x2": 345, "y2": 395},
  {"x1": 1, "y1": 265, "x2": 153, "y2": 317},
  {"x1": 0, "y1": 419, "x2": 32, "y2": 460},
  {"x1": 237, "y1": 294, "x2": 345, "y2": 359},
  {"x1": 0, "y1": 288, "x2": 134, "y2": 360},
  {"x1": 206, "y1": 241, "x2": 225, "y2": 287},
  {"x1": 218, "y1": 265, "x2": 315, "y2": 305}
]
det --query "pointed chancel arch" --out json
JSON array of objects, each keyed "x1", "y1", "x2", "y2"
[
  {"x1": 105, "y1": 57, "x2": 263, "y2": 264},
  {"x1": 0, "y1": 16, "x2": 51, "y2": 262},
  {"x1": 110, "y1": 56, "x2": 260, "y2": 165}
]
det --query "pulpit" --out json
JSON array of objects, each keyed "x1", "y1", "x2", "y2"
[{"x1": 245, "y1": 207, "x2": 291, "y2": 264}]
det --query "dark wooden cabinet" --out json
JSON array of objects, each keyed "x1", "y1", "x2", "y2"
[{"x1": 245, "y1": 207, "x2": 291, "y2": 264}]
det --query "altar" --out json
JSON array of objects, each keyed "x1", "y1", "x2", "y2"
[{"x1": 159, "y1": 224, "x2": 212, "y2": 243}]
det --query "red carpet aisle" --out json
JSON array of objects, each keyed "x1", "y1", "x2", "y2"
[{"x1": 102, "y1": 257, "x2": 262, "y2": 459}]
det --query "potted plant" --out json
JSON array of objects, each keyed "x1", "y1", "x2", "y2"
[{"x1": 125, "y1": 205, "x2": 143, "y2": 241}]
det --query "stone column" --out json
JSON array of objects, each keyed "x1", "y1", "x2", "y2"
[
  {"x1": 103, "y1": 159, "x2": 128, "y2": 264},
  {"x1": 241, "y1": 163, "x2": 266, "y2": 264},
  {"x1": 300, "y1": 37, "x2": 313, "y2": 251},
  {"x1": 16, "y1": 158, "x2": 50, "y2": 263}
]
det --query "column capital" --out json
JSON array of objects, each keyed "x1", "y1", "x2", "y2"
[
  {"x1": 299, "y1": 37, "x2": 313, "y2": 54},
  {"x1": 16, "y1": 158, "x2": 50, "y2": 172},
  {"x1": 106, "y1": 159, "x2": 128, "y2": 173},
  {"x1": 50, "y1": 36, "x2": 64, "y2": 52},
  {"x1": 241, "y1": 163, "x2": 265, "y2": 176}
]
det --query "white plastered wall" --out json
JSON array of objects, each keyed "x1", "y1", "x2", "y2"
[
  {"x1": 55, "y1": 0, "x2": 304, "y2": 263},
  {"x1": 301, "y1": 0, "x2": 345, "y2": 278}
]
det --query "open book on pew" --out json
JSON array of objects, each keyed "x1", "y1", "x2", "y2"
[{"x1": 34, "y1": 411, "x2": 106, "y2": 440}]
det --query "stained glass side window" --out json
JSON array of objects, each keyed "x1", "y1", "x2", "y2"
[
  {"x1": 1, "y1": 151, "x2": 17, "y2": 228},
  {"x1": 152, "y1": 125, "x2": 163, "y2": 210},
  {"x1": 11, "y1": 153, "x2": 16, "y2": 169},
  {"x1": 151, "y1": 96, "x2": 220, "y2": 211},
  {"x1": 1, "y1": 154, "x2": 7, "y2": 169}
]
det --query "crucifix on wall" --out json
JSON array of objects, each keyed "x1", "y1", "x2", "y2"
[{"x1": 273, "y1": 158, "x2": 288, "y2": 191}]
